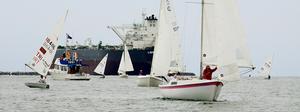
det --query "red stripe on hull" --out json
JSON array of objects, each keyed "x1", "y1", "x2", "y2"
[{"x1": 160, "y1": 81, "x2": 223, "y2": 89}]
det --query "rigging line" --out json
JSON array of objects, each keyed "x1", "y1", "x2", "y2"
[
  {"x1": 182, "y1": 2, "x2": 189, "y2": 72},
  {"x1": 240, "y1": 68, "x2": 255, "y2": 76},
  {"x1": 184, "y1": 2, "x2": 201, "y2": 4}
]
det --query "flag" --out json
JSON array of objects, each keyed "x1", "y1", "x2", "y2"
[{"x1": 66, "y1": 33, "x2": 72, "y2": 39}]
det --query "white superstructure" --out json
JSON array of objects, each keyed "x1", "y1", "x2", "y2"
[{"x1": 108, "y1": 13, "x2": 159, "y2": 49}]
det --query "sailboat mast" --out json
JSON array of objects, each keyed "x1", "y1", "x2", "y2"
[
  {"x1": 123, "y1": 42, "x2": 126, "y2": 73},
  {"x1": 200, "y1": 0, "x2": 205, "y2": 79},
  {"x1": 65, "y1": 10, "x2": 69, "y2": 53}
]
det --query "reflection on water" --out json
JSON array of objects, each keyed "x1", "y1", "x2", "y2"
[{"x1": 0, "y1": 75, "x2": 299, "y2": 112}]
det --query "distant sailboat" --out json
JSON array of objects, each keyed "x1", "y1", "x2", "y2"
[
  {"x1": 118, "y1": 45, "x2": 134, "y2": 78},
  {"x1": 25, "y1": 11, "x2": 68, "y2": 89},
  {"x1": 94, "y1": 54, "x2": 108, "y2": 78},
  {"x1": 258, "y1": 56, "x2": 273, "y2": 80},
  {"x1": 159, "y1": 0, "x2": 254, "y2": 101},
  {"x1": 137, "y1": 0, "x2": 182, "y2": 87}
]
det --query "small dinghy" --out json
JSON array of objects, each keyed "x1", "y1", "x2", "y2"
[
  {"x1": 25, "y1": 11, "x2": 68, "y2": 88},
  {"x1": 94, "y1": 54, "x2": 108, "y2": 79},
  {"x1": 25, "y1": 82, "x2": 50, "y2": 89},
  {"x1": 119, "y1": 74, "x2": 128, "y2": 78},
  {"x1": 118, "y1": 45, "x2": 134, "y2": 79}
]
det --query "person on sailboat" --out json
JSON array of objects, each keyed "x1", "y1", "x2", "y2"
[
  {"x1": 139, "y1": 69, "x2": 143, "y2": 75},
  {"x1": 39, "y1": 75, "x2": 46, "y2": 83},
  {"x1": 202, "y1": 65, "x2": 217, "y2": 80}
]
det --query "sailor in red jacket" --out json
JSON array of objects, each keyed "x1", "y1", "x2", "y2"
[{"x1": 202, "y1": 65, "x2": 217, "y2": 80}]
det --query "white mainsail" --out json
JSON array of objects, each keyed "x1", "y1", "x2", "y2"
[
  {"x1": 118, "y1": 45, "x2": 134, "y2": 74},
  {"x1": 94, "y1": 54, "x2": 108, "y2": 75},
  {"x1": 201, "y1": 0, "x2": 252, "y2": 81},
  {"x1": 27, "y1": 11, "x2": 68, "y2": 76},
  {"x1": 151, "y1": 0, "x2": 181, "y2": 76},
  {"x1": 258, "y1": 56, "x2": 273, "y2": 78}
]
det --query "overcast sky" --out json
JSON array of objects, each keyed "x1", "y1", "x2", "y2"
[{"x1": 0, "y1": 0, "x2": 299, "y2": 76}]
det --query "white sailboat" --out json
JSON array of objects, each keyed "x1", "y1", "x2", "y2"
[
  {"x1": 258, "y1": 56, "x2": 273, "y2": 79},
  {"x1": 137, "y1": 0, "x2": 182, "y2": 87},
  {"x1": 94, "y1": 54, "x2": 108, "y2": 78},
  {"x1": 118, "y1": 45, "x2": 134, "y2": 78},
  {"x1": 25, "y1": 11, "x2": 68, "y2": 89},
  {"x1": 159, "y1": 0, "x2": 253, "y2": 101}
]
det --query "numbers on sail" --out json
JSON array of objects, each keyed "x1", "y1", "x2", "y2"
[
  {"x1": 33, "y1": 52, "x2": 43, "y2": 65},
  {"x1": 166, "y1": 0, "x2": 172, "y2": 11},
  {"x1": 173, "y1": 26, "x2": 179, "y2": 32},
  {"x1": 43, "y1": 37, "x2": 56, "y2": 54}
]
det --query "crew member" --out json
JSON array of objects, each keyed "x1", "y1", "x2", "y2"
[{"x1": 202, "y1": 65, "x2": 217, "y2": 80}]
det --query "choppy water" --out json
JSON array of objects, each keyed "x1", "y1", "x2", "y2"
[{"x1": 0, "y1": 75, "x2": 299, "y2": 112}]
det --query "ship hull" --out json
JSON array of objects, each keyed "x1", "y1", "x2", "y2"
[{"x1": 53, "y1": 48, "x2": 153, "y2": 75}]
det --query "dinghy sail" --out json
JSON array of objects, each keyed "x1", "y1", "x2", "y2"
[
  {"x1": 259, "y1": 56, "x2": 273, "y2": 79},
  {"x1": 25, "y1": 11, "x2": 68, "y2": 88},
  {"x1": 94, "y1": 54, "x2": 108, "y2": 78},
  {"x1": 27, "y1": 11, "x2": 68, "y2": 77},
  {"x1": 118, "y1": 45, "x2": 134, "y2": 77}
]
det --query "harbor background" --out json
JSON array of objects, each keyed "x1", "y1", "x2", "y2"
[
  {"x1": 0, "y1": 0, "x2": 300, "y2": 76},
  {"x1": 0, "y1": 75, "x2": 299, "y2": 112}
]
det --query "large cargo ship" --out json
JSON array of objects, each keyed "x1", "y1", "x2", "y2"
[{"x1": 53, "y1": 13, "x2": 158, "y2": 75}]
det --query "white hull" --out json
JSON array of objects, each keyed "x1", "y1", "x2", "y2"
[
  {"x1": 137, "y1": 75, "x2": 163, "y2": 87},
  {"x1": 49, "y1": 71, "x2": 90, "y2": 81},
  {"x1": 25, "y1": 82, "x2": 50, "y2": 89},
  {"x1": 159, "y1": 79, "x2": 223, "y2": 101},
  {"x1": 119, "y1": 74, "x2": 128, "y2": 78}
]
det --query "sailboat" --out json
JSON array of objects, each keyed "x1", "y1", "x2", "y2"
[
  {"x1": 258, "y1": 56, "x2": 273, "y2": 80},
  {"x1": 94, "y1": 54, "x2": 108, "y2": 78},
  {"x1": 137, "y1": 0, "x2": 182, "y2": 87},
  {"x1": 25, "y1": 11, "x2": 68, "y2": 89},
  {"x1": 118, "y1": 45, "x2": 134, "y2": 78},
  {"x1": 159, "y1": 0, "x2": 254, "y2": 101}
]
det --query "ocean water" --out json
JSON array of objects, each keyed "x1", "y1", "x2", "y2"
[{"x1": 0, "y1": 75, "x2": 299, "y2": 112}]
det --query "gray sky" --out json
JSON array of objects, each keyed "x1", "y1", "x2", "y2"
[{"x1": 0, "y1": 0, "x2": 299, "y2": 76}]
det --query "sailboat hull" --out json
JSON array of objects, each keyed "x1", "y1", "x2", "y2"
[
  {"x1": 137, "y1": 75, "x2": 163, "y2": 87},
  {"x1": 25, "y1": 82, "x2": 50, "y2": 89},
  {"x1": 159, "y1": 79, "x2": 223, "y2": 101},
  {"x1": 49, "y1": 71, "x2": 90, "y2": 81},
  {"x1": 119, "y1": 74, "x2": 128, "y2": 78}
]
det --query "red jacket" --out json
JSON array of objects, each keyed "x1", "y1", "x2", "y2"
[{"x1": 202, "y1": 67, "x2": 217, "y2": 80}]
